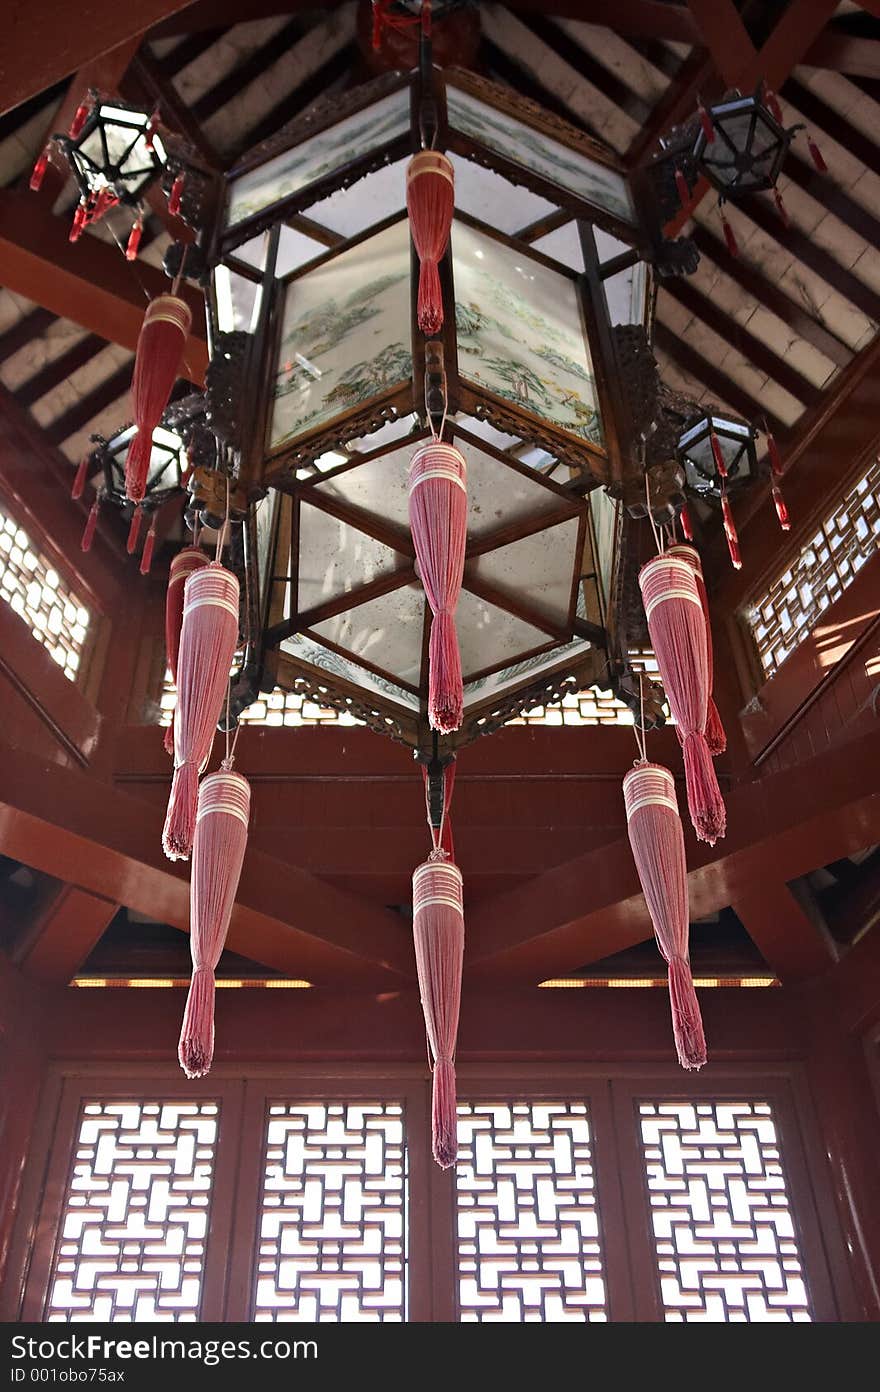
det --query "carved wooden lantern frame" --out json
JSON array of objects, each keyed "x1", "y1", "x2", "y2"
[{"x1": 193, "y1": 65, "x2": 679, "y2": 749}]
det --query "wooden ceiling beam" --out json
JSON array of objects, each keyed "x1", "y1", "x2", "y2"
[
  {"x1": 480, "y1": 38, "x2": 602, "y2": 141},
  {"x1": 0, "y1": 1, "x2": 195, "y2": 118},
  {"x1": 123, "y1": 49, "x2": 222, "y2": 170},
  {"x1": 653, "y1": 320, "x2": 789, "y2": 437},
  {"x1": 43, "y1": 361, "x2": 133, "y2": 449},
  {"x1": 0, "y1": 738, "x2": 413, "y2": 987},
  {"x1": 516, "y1": 13, "x2": 654, "y2": 126},
  {"x1": 661, "y1": 277, "x2": 823, "y2": 409},
  {"x1": 13, "y1": 884, "x2": 119, "y2": 985},
  {"x1": 0, "y1": 190, "x2": 207, "y2": 381},
  {"x1": 782, "y1": 75, "x2": 880, "y2": 183},
  {"x1": 14, "y1": 334, "x2": 107, "y2": 410},
  {"x1": 730, "y1": 880, "x2": 838, "y2": 982},
  {"x1": 507, "y1": 1, "x2": 701, "y2": 44},
  {"x1": 192, "y1": 16, "x2": 307, "y2": 125},
  {"x1": 684, "y1": 0, "x2": 756, "y2": 88},
  {"x1": 625, "y1": 45, "x2": 715, "y2": 167},
  {"x1": 689, "y1": 224, "x2": 852, "y2": 369},
  {"x1": 239, "y1": 42, "x2": 356, "y2": 155},
  {"x1": 0, "y1": 310, "x2": 56, "y2": 365},
  {"x1": 464, "y1": 726, "x2": 879, "y2": 982},
  {"x1": 803, "y1": 29, "x2": 880, "y2": 79}
]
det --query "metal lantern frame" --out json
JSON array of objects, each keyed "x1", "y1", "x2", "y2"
[
  {"x1": 692, "y1": 88, "x2": 793, "y2": 199},
  {"x1": 56, "y1": 96, "x2": 168, "y2": 210},
  {"x1": 676, "y1": 411, "x2": 758, "y2": 501},
  {"x1": 186, "y1": 64, "x2": 682, "y2": 749}
]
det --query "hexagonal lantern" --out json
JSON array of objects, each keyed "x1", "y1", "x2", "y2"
[{"x1": 186, "y1": 63, "x2": 682, "y2": 750}]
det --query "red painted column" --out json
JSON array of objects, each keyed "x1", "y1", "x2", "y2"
[{"x1": 0, "y1": 958, "x2": 49, "y2": 1310}]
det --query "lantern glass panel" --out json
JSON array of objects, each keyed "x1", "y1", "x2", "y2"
[
  {"x1": 311, "y1": 582, "x2": 424, "y2": 686},
  {"x1": 225, "y1": 87, "x2": 411, "y2": 230},
  {"x1": 456, "y1": 588, "x2": 554, "y2": 678},
  {"x1": 214, "y1": 265, "x2": 262, "y2": 333},
  {"x1": 296, "y1": 500, "x2": 402, "y2": 613},
  {"x1": 463, "y1": 631, "x2": 594, "y2": 709},
  {"x1": 451, "y1": 219, "x2": 603, "y2": 447},
  {"x1": 445, "y1": 83, "x2": 634, "y2": 224},
  {"x1": 280, "y1": 631, "x2": 420, "y2": 710},
  {"x1": 270, "y1": 218, "x2": 411, "y2": 452},
  {"x1": 468, "y1": 514, "x2": 581, "y2": 625}
]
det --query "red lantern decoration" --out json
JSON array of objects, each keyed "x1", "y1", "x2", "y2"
[
  {"x1": 80, "y1": 495, "x2": 101, "y2": 552},
  {"x1": 178, "y1": 770, "x2": 251, "y2": 1077},
  {"x1": 406, "y1": 151, "x2": 454, "y2": 335},
  {"x1": 139, "y1": 516, "x2": 158, "y2": 575},
  {"x1": 623, "y1": 762, "x2": 707, "y2": 1070},
  {"x1": 639, "y1": 555, "x2": 726, "y2": 845},
  {"x1": 408, "y1": 440, "x2": 468, "y2": 734},
  {"x1": 163, "y1": 563, "x2": 239, "y2": 861},
  {"x1": 125, "y1": 295, "x2": 192, "y2": 504},
  {"x1": 666, "y1": 543, "x2": 726, "y2": 756}
]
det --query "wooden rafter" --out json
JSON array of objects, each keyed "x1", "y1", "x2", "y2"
[{"x1": 653, "y1": 321, "x2": 789, "y2": 437}]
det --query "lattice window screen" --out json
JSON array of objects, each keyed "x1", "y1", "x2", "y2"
[
  {"x1": 253, "y1": 1102, "x2": 407, "y2": 1322},
  {"x1": 638, "y1": 1100, "x2": 812, "y2": 1322},
  {"x1": 745, "y1": 457, "x2": 880, "y2": 679},
  {"x1": 45, "y1": 1100, "x2": 219, "y2": 1322},
  {"x1": 455, "y1": 1101, "x2": 607, "y2": 1321},
  {"x1": 0, "y1": 506, "x2": 91, "y2": 681}
]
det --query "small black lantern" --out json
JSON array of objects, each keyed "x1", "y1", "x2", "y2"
[
  {"x1": 676, "y1": 411, "x2": 758, "y2": 500},
  {"x1": 693, "y1": 88, "x2": 792, "y2": 198}
]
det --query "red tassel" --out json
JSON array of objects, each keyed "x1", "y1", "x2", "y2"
[
  {"x1": 767, "y1": 432, "x2": 784, "y2": 479},
  {"x1": 667, "y1": 543, "x2": 726, "y2": 757},
  {"x1": 125, "y1": 295, "x2": 192, "y2": 503},
  {"x1": 765, "y1": 87, "x2": 784, "y2": 125},
  {"x1": 71, "y1": 453, "x2": 89, "y2": 501},
  {"x1": 674, "y1": 167, "x2": 691, "y2": 208},
  {"x1": 679, "y1": 504, "x2": 694, "y2": 542},
  {"x1": 408, "y1": 441, "x2": 467, "y2": 733},
  {"x1": 81, "y1": 495, "x2": 100, "y2": 553},
  {"x1": 164, "y1": 546, "x2": 209, "y2": 756},
  {"x1": 68, "y1": 96, "x2": 92, "y2": 139},
  {"x1": 69, "y1": 201, "x2": 87, "y2": 242},
  {"x1": 163, "y1": 563, "x2": 240, "y2": 861},
  {"x1": 412, "y1": 849, "x2": 464, "y2": 1167},
  {"x1": 126, "y1": 507, "x2": 143, "y2": 555},
  {"x1": 407, "y1": 152, "x2": 454, "y2": 335},
  {"x1": 772, "y1": 482, "x2": 791, "y2": 531},
  {"x1": 178, "y1": 771, "x2": 250, "y2": 1077},
  {"x1": 140, "y1": 517, "x2": 157, "y2": 575},
  {"x1": 144, "y1": 108, "x2": 160, "y2": 152},
  {"x1": 721, "y1": 489, "x2": 742, "y2": 570},
  {"x1": 807, "y1": 135, "x2": 828, "y2": 174},
  {"x1": 773, "y1": 187, "x2": 790, "y2": 227},
  {"x1": 624, "y1": 764, "x2": 706, "y2": 1069},
  {"x1": 30, "y1": 146, "x2": 50, "y2": 192},
  {"x1": 698, "y1": 99, "x2": 715, "y2": 143},
  {"x1": 640, "y1": 556, "x2": 726, "y2": 845},
  {"x1": 125, "y1": 215, "x2": 143, "y2": 262},
  {"x1": 371, "y1": 0, "x2": 382, "y2": 49},
  {"x1": 709, "y1": 431, "x2": 728, "y2": 480},
  {"x1": 168, "y1": 172, "x2": 185, "y2": 218},
  {"x1": 720, "y1": 207, "x2": 738, "y2": 257}
]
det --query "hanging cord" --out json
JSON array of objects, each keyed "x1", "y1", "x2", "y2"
[
  {"x1": 645, "y1": 465, "x2": 664, "y2": 555},
  {"x1": 424, "y1": 363, "x2": 449, "y2": 444},
  {"x1": 632, "y1": 671, "x2": 648, "y2": 766},
  {"x1": 221, "y1": 676, "x2": 243, "y2": 771},
  {"x1": 214, "y1": 474, "x2": 230, "y2": 561},
  {"x1": 425, "y1": 766, "x2": 450, "y2": 860}
]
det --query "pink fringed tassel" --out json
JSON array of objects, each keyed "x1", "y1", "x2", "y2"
[
  {"x1": 408, "y1": 440, "x2": 468, "y2": 733},
  {"x1": 126, "y1": 215, "x2": 143, "y2": 262},
  {"x1": 164, "y1": 546, "x2": 209, "y2": 756},
  {"x1": 168, "y1": 172, "x2": 185, "y2": 218},
  {"x1": 679, "y1": 504, "x2": 694, "y2": 542},
  {"x1": 30, "y1": 146, "x2": 50, "y2": 192},
  {"x1": 721, "y1": 488, "x2": 742, "y2": 570},
  {"x1": 178, "y1": 770, "x2": 250, "y2": 1077},
  {"x1": 412, "y1": 854, "x2": 464, "y2": 1168},
  {"x1": 406, "y1": 151, "x2": 454, "y2": 335},
  {"x1": 674, "y1": 167, "x2": 690, "y2": 208},
  {"x1": 807, "y1": 135, "x2": 827, "y2": 174},
  {"x1": 667, "y1": 543, "x2": 726, "y2": 757},
  {"x1": 623, "y1": 763, "x2": 706, "y2": 1069},
  {"x1": 720, "y1": 207, "x2": 738, "y2": 257},
  {"x1": 125, "y1": 295, "x2": 192, "y2": 503},
  {"x1": 68, "y1": 96, "x2": 91, "y2": 139},
  {"x1": 640, "y1": 556, "x2": 726, "y2": 845},
  {"x1": 163, "y1": 563, "x2": 239, "y2": 861}
]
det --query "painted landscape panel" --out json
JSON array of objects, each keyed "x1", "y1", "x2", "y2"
[
  {"x1": 447, "y1": 84, "x2": 634, "y2": 225},
  {"x1": 452, "y1": 219, "x2": 603, "y2": 446},
  {"x1": 226, "y1": 88, "x2": 410, "y2": 229},
  {"x1": 271, "y1": 219, "x2": 412, "y2": 450}
]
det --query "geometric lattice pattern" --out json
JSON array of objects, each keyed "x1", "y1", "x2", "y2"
[
  {"x1": 45, "y1": 1101, "x2": 219, "y2": 1322},
  {"x1": 158, "y1": 652, "x2": 664, "y2": 730},
  {"x1": 253, "y1": 1103, "x2": 406, "y2": 1322},
  {"x1": 455, "y1": 1102, "x2": 607, "y2": 1321},
  {"x1": 0, "y1": 506, "x2": 91, "y2": 681},
  {"x1": 638, "y1": 1101, "x2": 812, "y2": 1322},
  {"x1": 746, "y1": 457, "x2": 880, "y2": 679}
]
